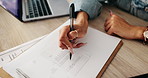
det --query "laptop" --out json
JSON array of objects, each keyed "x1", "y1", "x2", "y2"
[{"x1": 0, "y1": 0, "x2": 69, "y2": 22}]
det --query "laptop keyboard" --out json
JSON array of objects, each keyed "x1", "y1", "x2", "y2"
[{"x1": 24, "y1": 0, "x2": 52, "y2": 19}]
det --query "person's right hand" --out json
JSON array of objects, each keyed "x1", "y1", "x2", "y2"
[
  {"x1": 59, "y1": 11, "x2": 88, "y2": 53},
  {"x1": 59, "y1": 23, "x2": 87, "y2": 49}
]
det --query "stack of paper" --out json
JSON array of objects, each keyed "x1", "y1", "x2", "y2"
[
  {"x1": 0, "y1": 35, "x2": 47, "y2": 68},
  {"x1": 2, "y1": 20, "x2": 122, "y2": 78}
]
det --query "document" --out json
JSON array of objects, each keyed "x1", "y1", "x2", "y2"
[
  {"x1": 0, "y1": 35, "x2": 47, "y2": 68},
  {"x1": 3, "y1": 20, "x2": 122, "y2": 78}
]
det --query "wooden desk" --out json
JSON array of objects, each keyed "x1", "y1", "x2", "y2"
[{"x1": 0, "y1": 4, "x2": 148, "y2": 78}]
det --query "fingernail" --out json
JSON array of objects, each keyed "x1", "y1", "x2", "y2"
[
  {"x1": 73, "y1": 43, "x2": 77, "y2": 47},
  {"x1": 68, "y1": 47, "x2": 74, "y2": 54}
]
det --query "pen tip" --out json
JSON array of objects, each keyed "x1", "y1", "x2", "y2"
[{"x1": 70, "y1": 53, "x2": 72, "y2": 60}]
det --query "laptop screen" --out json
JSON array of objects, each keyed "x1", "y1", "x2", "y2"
[{"x1": 0, "y1": 0, "x2": 19, "y2": 17}]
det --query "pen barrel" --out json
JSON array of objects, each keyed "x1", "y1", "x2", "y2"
[{"x1": 70, "y1": 18, "x2": 74, "y2": 31}]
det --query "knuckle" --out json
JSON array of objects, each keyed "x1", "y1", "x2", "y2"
[
  {"x1": 110, "y1": 26, "x2": 114, "y2": 30},
  {"x1": 61, "y1": 26, "x2": 70, "y2": 30},
  {"x1": 65, "y1": 25, "x2": 70, "y2": 29},
  {"x1": 107, "y1": 31, "x2": 112, "y2": 35},
  {"x1": 105, "y1": 27, "x2": 108, "y2": 31},
  {"x1": 112, "y1": 14, "x2": 116, "y2": 17},
  {"x1": 59, "y1": 45, "x2": 63, "y2": 48},
  {"x1": 110, "y1": 17, "x2": 114, "y2": 20},
  {"x1": 59, "y1": 43, "x2": 63, "y2": 48},
  {"x1": 110, "y1": 21, "x2": 115, "y2": 26},
  {"x1": 59, "y1": 37, "x2": 65, "y2": 42}
]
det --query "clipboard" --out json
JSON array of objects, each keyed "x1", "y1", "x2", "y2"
[
  {"x1": 0, "y1": 41, "x2": 123, "y2": 78},
  {"x1": 1, "y1": 20, "x2": 123, "y2": 78},
  {"x1": 97, "y1": 41, "x2": 123, "y2": 78}
]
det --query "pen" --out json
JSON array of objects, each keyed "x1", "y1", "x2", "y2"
[{"x1": 69, "y1": 3, "x2": 75, "y2": 60}]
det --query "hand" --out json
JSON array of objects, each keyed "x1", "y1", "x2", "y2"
[
  {"x1": 104, "y1": 14, "x2": 147, "y2": 40},
  {"x1": 59, "y1": 11, "x2": 88, "y2": 50}
]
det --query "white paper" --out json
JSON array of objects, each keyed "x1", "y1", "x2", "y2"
[
  {"x1": 0, "y1": 35, "x2": 47, "y2": 68},
  {"x1": 3, "y1": 20, "x2": 121, "y2": 78}
]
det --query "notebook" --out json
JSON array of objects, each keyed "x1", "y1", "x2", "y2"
[
  {"x1": 0, "y1": 0, "x2": 69, "y2": 22},
  {"x1": 2, "y1": 20, "x2": 123, "y2": 78}
]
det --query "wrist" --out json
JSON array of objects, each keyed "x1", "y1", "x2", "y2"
[
  {"x1": 76, "y1": 11, "x2": 88, "y2": 27},
  {"x1": 74, "y1": 11, "x2": 88, "y2": 37},
  {"x1": 134, "y1": 26, "x2": 147, "y2": 40}
]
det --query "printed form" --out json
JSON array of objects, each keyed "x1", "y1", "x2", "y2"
[
  {"x1": 3, "y1": 20, "x2": 122, "y2": 78},
  {"x1": 0, "y1": 35, "x2": 47, "y2": 68}
]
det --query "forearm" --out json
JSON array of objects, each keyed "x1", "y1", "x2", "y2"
[{"x1": 104, "y1": 14, "x2": 148, "y2": 40}]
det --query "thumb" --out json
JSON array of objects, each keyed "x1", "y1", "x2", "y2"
[
  {"x1": 68, "y1": 30, "x2": 79, "y2": 40},
  {"x1": 109, "y1": 10, "x2": 114, "y2": 16}
]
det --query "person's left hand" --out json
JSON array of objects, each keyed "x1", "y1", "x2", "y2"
[{"x1": 104, "y1": 14, "x2": 147, "y2": 40}]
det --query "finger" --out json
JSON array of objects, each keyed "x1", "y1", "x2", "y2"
[
  {"x1": 105, "y1": 10, "x2": 114, "y2": 23},
  {"x1": 105, "y1": 22, "x2": 112, "y2": 32},
  {"x1": 59, "y1": 26, "x2": 70, "y2": 38},
  {"x1": 68, "y1": 47, "x2": 74, "y2": 54},
  {"x1": 59, "y1": 42, "x2": 68, "y2": 49},
  {"x1": 109, "y1": 10, "x2": 113, "y2": 16},
  {"x1": 59, "y1": 36, "x2": 73, "y2": 48},
  {"x1": 73, "y1": 43, "x2": 87, "y2": 48},
  {"x1": 107, "y1": 27, "x2": 114, "y2": 35},
  {"x1": 59, "y1": 26, "x2": 72, "y2": 48},
  {"x1": 105, "y1": 16, "x2": 112, "y2": 25},
  {"x1": 68, "y1": 30, "x2": 79, "y2": 40},
  {"x1": 104, "y1": 19, "x2": 112, "y2": 27}
]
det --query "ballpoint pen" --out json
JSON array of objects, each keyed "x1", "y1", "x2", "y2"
[{"x1": 69, "y1": 3, "x2": 75, "y2": 60}]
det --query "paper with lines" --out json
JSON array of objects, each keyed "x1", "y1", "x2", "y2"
[
  {"x1": 41, "y1": 48, "x2": 90, "y2": 76},
  {"x1": 3, "y1": 20, "x2": 122, "y2": 78},
  {"x1": 0, "y1": 35, "x2": 47, "y2": 68}
]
